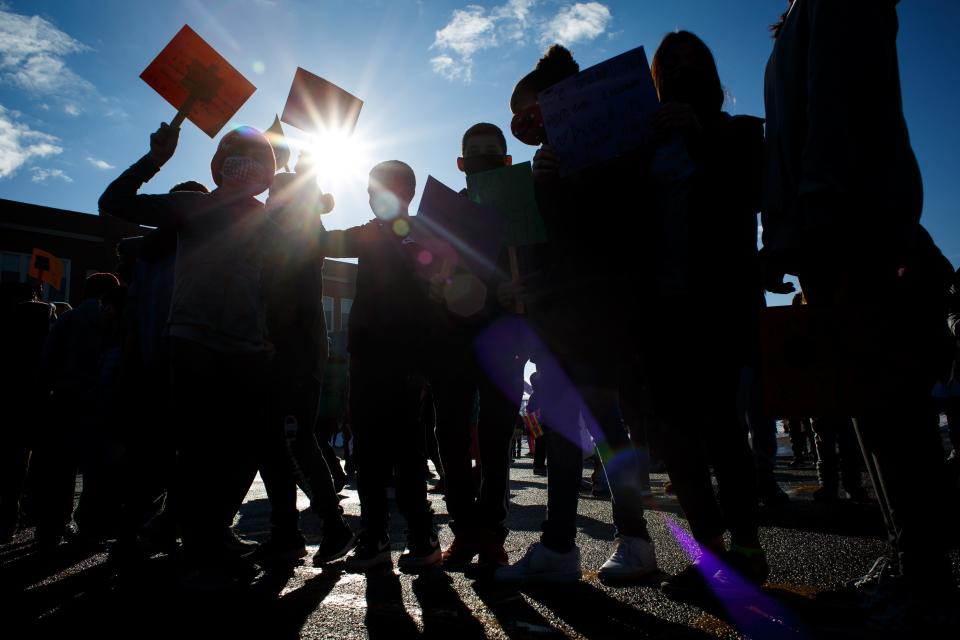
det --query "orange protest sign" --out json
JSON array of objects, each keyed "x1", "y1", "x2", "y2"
[
  {"x1": 281, "y1": 67, "x2": 363, "y2": 135},
  {"x1": 28, "y1": 248, "x2": 64, "y2": 289},
  {"x1": 140, "y1": 25, "x2": 256, "y2": 138}
]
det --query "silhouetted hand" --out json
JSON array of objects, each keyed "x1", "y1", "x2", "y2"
[
  {"x1": 532, "y1": 144, "x2": 561, "y2": 181},
  {"x1": 653, "y1": 102, "x2": 702, "y2": 139},
  {"x1": 497, "y1": 280, "x2": 526, "y2": 310},
  {"x1": 149, "y1": 123, "x2": 180, "y2": 168},
  {"x1": 760, "y1": 251, "x2": 797, "y2": 295}
]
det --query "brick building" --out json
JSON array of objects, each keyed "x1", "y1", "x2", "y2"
[{"x1": 0, "y1": 198, "x2": 357, "y2": 342}]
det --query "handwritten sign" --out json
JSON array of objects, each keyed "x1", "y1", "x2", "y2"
[
  {"x1": 538, "y1": 46, "x2": 659, "y2": 176},
  {"x1": 411, "y1": 176, "x2": 505, "y2": 282},
  {"x1": 29, "y1": 248, "x2": 64, "y2": 289},
  {"x1": 281, "y1": 67, "x2": 363, "y2": 135},
  {"x1": 140, "y1": 25, "x2": 256, "y2": 138},
  {"x1": 466, "y1": 162, "x2": 546, "y2": 247}
]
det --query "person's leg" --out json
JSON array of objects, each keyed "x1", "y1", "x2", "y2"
[
  {"x1": 476, "y1": 355, "x2": 525, "y2": 542},
  {"x1": 349, "y1": 357, "x2": 391, "y2": 540},
  {"x1": 431, "y1": 363, "x2": 478, "y2": 538},
  {"x1": 582, "y1": 386, "x2": 648, "y2": 539},
  {"x1": 537, "y1": 361, "x2": 585, "y2": 553},
  {"x1": 836, "y1": 419, "x2": 866, "y2": 496},
  {"x1": 812, "y1": 417, "x2": 841, "y2": 498},
  {"x1": 0, "y1": 422, "x2": 31, "y2": 538},
  {"x1": 33, "y1": 394, "x2": 80, "y2": 546},
  {"x1": 533, "y1": 431, "x2": 548, "y2": 470}
]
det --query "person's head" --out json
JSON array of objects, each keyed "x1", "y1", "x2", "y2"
[
  {"x1": 651, "y1": 31, "x2": 724, "y2": 119},
  {"x1": 510, "y1": 44, "x2": 580, "y2": 146},
  {"x1": 210, "y1": 126, "x2": 276, "y2": 197},
  {"x1": 82, "y1": 272, "x2": 120, "y2": 301},
  {"x1": 368, "y1": 160, "x2": 416, "y2": 221},
  {"x1": 169, "y1": 180, "x2": 209, "y2": 194},
  {"x1": 458, "y1": 123, "x2": 511, "y2": 176}
]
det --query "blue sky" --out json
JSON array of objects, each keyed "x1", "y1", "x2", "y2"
[{"x1": 1, "y1": 0, "x2": 959, "y2": 305}]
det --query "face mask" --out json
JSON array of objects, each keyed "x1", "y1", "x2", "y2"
[
  {"x1": 510, "y1": 103, "x2": 546, "y2": 147},
  {"x1": 221, "y1": 156, "x2": 269, "y2": 189},
  {"x1": 461, "y1": 154, "x2": 508, "y2": 176}
]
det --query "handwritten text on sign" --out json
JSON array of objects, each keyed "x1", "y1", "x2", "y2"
[{"x1": 538, "y1": 46, "x2": 659, "y2": 176}]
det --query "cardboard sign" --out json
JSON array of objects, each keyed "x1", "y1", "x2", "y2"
[
  {"x1": 281, "y1": 67, "x2": 363, "y2": 135},
  {"x1": 28, "y1": 248, "x2": 64, "y2": 289},
  {"x1": 411, "y1": 176, "x2": 505, "y2": 282},
  {"x1": 538, "y1": 46, "x2": 659, "y2": 176},
  {"x1": 466, "y1": 162, "x2": 546, "y2": 247},
  {"x1": 140, "y1": 25, "x2": 256, "y2": 138}
]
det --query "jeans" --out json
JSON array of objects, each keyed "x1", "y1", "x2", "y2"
[
  {"x1": 535, "y1": 356, "x2": 650, "y2": 552},
  {"x1": 169, "y1": 337, "x2": 269, "y2": 562},
  {"x1": 260, "y1": 372, "x2": 343, "y2": 535},
  {"x1": 350, "y1": 352, "x2": 433, "y2": 539},
  {"x1": 430, "y1": 348, "x2": 524, "y2": 541}
]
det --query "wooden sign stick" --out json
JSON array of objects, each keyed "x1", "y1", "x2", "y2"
[
  {"x1": 508, "y1": 245, "x2": 525, "y2": 315},
  {"x1": 170, "y1": 94, "x2": 197, "y2": 129}
]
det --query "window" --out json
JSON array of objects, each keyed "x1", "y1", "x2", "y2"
[
  {"x1": 339, "y1": 298, "x2": 352, "y2": 331},
  {"x1": 322, "y1": 296, "x2": 334, "y2": 329},
  {"x1": 0, "y1": 251, "x2": 71, "y2": 302}
]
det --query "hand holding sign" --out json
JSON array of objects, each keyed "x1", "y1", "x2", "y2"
[
  {"x1": 141, "y1": 25, "x2": 256, "y2": 138},
  {"x1": 149, "y1": 123, "x2": 180, "y2": 167}
]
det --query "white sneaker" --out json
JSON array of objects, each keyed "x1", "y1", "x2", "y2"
[
  {"x1": 598, "y1": 535, "x2": 657, "y2": 582},
  {"x1": 494, "y1": 542, "x2": 581, "y2": 584}
]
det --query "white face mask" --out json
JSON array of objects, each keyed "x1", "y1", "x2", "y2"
[{"x1": 220, "y1": 156, "x2": 269, "y2": 193}]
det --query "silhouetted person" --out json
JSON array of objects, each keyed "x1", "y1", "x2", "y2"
[
  {"x1": 253, "y1": 151, "x2": 356, "y2": 568},
  {"x1": 763, "y1": 0, "x2": 958, "y2": 614},
  {"x1": 428, "y1": 122, "x2": 526, "y2": 571},
  {"x1": 496, "y1": 44, "x2": 656, "y2": 585},
  {"x1": 317, "y1": 161, "x2": 440, "y2": 572},
  {"x1": 33, "y1": 273, "x2": 119, "y2": 548},
  {"x1": 0, "y1": 283, "x2": 52, "y2": 542},
  {"x1": 100, "y1": 123, "x2": 277, "y2": 590},
  {"x1": 638, "y1": 30, "x2": 769, "y2": 599}
]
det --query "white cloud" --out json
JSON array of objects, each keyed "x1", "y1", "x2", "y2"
[
  {"x1": 86, "y1": 156, "x2": 114, "y2": 170},
  {"x1": 0, "y1": 104, "x2": 62, "y2": 178},
  {"x1": 0, "y1": 8, "x2": 95, "y2": 95},
  {"x1": 64, "y1": 103, "x2": 80, "y2": 116},
  {"x1": 30, "y1": 167, "x2": 72, "y2": 183},
  {"x1": 430, "y1": 2, "x2": 612, "y2": 83},
  {"x1": 541, "y1": 2, "x2": 612, "y2": 46}
]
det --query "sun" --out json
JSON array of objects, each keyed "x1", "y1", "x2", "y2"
[{"x1": 299, "y1": 127, "x2": 371, "y2": 193}]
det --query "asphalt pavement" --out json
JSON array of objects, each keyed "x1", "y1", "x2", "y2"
[{"x1": 3, "y1": 437, "x2": 959, "y2": 639}]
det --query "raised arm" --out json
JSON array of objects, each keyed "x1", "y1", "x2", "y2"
[
  {"x1": 98, "y1": 123, "x2": 182, "y2": 228},
  {"x1": 316, "y1": 224, "x2": 370, "y2": 259}
]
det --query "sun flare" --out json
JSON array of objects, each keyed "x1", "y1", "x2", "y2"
[{"x1": 297, "y1": 128, "x2": 372, "y2": 194}]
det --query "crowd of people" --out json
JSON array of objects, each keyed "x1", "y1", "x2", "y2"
[{"x1": 1, "y1": 0, "x2": 958, "y2": 626}]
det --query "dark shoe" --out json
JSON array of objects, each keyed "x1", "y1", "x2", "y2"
[
  {"x1": 532, "y1": 466, "x2": 547, "y2": 477},
  {"x1": 442, "y1": 531, "x2": 480, "y2": 571},
  {"x1": 428, "y1": 478, "x2": 445, "y2": 494},
  {"x1": 246, "y1": 533, "x2": 307, "y2": 568},
  {"x1": 399, "y1": 531, "x2": 441, "y2": 572},
  {"x1": 789, "y1": 456, "x2": 805, "y2": 468},
  {"x1": 477, "y1": 531, "x2": 509, "y2": 568},
  {"x1": 759, "y1": 485, "x2": 790, "y2": 507},
  {"x1": 661, "y1": 562, "x2": 710, "y2": 600},
  {"x1": 180, "y1": 554, "x2": 261, "y2": 592},
  {"x1": 314, "y1": 519, "x2": 357, "y2": 566},
  {"x1": 813, "y1": 486, "x2": 839, "y2": 503},
  {"x1": 344, "y1": 534, "x2": 391, "y2": 571},
  {"x1": 223, "y1": 527, "x2": 259, "y2": 556}
]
